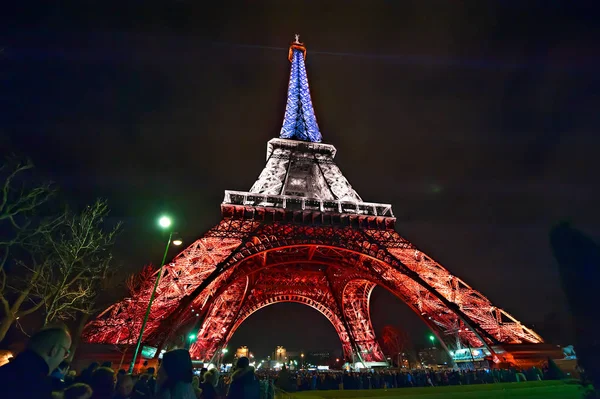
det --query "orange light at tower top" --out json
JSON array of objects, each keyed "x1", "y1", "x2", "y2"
[{"x1": 289, "y1": 33, "x2": 306, "y2": 61}]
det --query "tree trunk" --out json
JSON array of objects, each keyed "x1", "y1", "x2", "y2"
[
  {"x1": 0, "y1": 315, "x2": 15, "y2": 343},
  {"x1": 68, "y1": 312, "x2": 91, "y2": 361},
  {"x1": 118, "y1": 347, "x2": 128, "y2": 370}
]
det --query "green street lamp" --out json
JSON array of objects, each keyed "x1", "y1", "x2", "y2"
[
  {"x1": 129, "y1": 215, "x2": 182, "y2": 373},
  {"x1": 159, "y1": 216, "x2": 172, "y2": 229},
  {"x1": 188, "y1": 334, "x2": 197, "y2": 341},
  {"x1": 429, "y1": 335, "x2": 436, "y2": 348},
  {"x1": 217, "y1": 347, "x2": 228, "y2": 367}
]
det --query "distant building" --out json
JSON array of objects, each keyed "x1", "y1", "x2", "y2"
[
  {"x1": 236, "y1": 346, "x2": 249, "y2": 359},
  {"x1": 418, "y1": 347, "x2": 450, "y2": 367},
  {"x1": 306, "y1": 351, "x2": 331, "y2": 366},
  {"x1": 385, "y1": 353, "x2": 410, "y2": 368},
  {"x1": 274, "y1": 346, "x2": 287, "y2": 362}
]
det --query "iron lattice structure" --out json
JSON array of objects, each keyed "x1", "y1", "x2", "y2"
[{"x1": 84, "y1": 37, "x2": 543, "y2": 366}]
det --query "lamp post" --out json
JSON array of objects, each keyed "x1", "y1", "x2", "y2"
[
  {"x1": 219, "y1": 347, "x2": 228, "y2": 368},
  {"x1": 429, "y1": 335, "x2": 435, "y2": 346},
  {"x1": 128, "y1": 216, "x2": 182, "y2": 373},
  {"x1": 186, "y1": 333, "x2": 197, "y2": 350}
]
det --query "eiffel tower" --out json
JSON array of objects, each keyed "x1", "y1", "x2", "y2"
[{"x1": 84, "y1": 36, "x2": 543, "y2": 367}]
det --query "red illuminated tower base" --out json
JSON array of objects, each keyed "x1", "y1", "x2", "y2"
[{"x1": 84, "y1": 37, "x2": 544, "y2": 368}]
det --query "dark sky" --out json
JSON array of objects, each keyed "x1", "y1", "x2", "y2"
[{"x1": 1, "y1": 1, "x2": 598, "y2": 357}]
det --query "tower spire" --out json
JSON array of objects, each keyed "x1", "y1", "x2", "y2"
[{"x1": 279, "y1": 34, "x2": 322, "y2": 143}]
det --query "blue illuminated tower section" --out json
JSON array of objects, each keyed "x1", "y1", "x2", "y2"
[{"x1": 279, "y1": 35, "x2": 322, "y2": 143}]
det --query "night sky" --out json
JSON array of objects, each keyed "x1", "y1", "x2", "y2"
[{"x1": 1, "y1": 1, "x2": 598, "y2": 357}]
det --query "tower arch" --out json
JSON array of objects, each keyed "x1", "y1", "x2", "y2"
[
  {"x1": 219, "y1": 294, "x2": 350, "y2": 361},
  {"x1": 141, "y1": 233, "x2": 538, "y2": 363}
]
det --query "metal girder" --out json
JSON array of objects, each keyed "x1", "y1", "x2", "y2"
[
  {"x1": 83, "y1": 221, "x2": 543, "y2": 356},
  {"x1": 248, "y1": 138, "x2": 362, "y2": 204},
  {"x1": 188, "y1": 266, "x2": 354, "y2": 361}
]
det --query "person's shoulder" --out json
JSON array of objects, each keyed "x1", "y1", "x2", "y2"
[
  {"x1": 0, "y1": 361, "x2": 11, "y2": 372},
  {"x1": 0, "y1": 361, "x2": 18, "y2": 381}
]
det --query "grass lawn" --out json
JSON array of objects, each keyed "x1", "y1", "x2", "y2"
[{"x1": 292, "y1": 380, "x2": 583, "y2": 399}]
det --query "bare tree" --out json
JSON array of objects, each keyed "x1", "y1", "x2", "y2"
[
  {"x1": 68, "y1": 266, "x2": 126, "y2": 361},
  {"x1": 42, "y1": 199, "x2": 122, "y2": 324},
  {"x1": 0, "y1": 158, "x2": 123, "y2": 343},
  {"x1": 0, "y1": 158, "x2": 58, "y2": 341},
  {"x1": 380, "y1": 325, "x2": 413, "y2": 368}
]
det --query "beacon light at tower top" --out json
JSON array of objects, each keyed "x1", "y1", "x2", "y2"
[{"x1": 83, "y1": 34, "x2": 545, "y2": 368}]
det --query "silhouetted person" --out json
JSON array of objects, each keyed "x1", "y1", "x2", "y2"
[
  {"x1": 146, "y1": 366, "x2": 157, "y2": 394},
  {"x1": 63, "y1": 383, "x2": 93, "y2": 399},
  {"x1": 79, "y1": 362, "x2": 100, "y2": 386},
  {"x1": 115, "y1": 373, "x2": 144, "y2": 399},
  {"x1": 199, "y1": 368, "x2": 219, "y2": 399},
  {"x1": 550, "y1": 222, "x2": 600, "y2": 390},
  {"x1": 135, "y1": 374, "x2": 151, "y2": 396},
  {"x1": 155, "y1": 349, "x2": 196, "y2": 398},
  {"x1": 90, "y1": 366, "x2": 116, "y2": 399},
  {"x1": 0, "y1": 327, "x2": 71, "y2": 399},
  {"x1": 275, "y1": 366, "x2": 292, "y2": 392},
  {"x1": 227, "y1": 357, "x2": 259, "y2": 399},
  {"x1": 192, "y1": 375, "x2": 202, "y2": 398}
]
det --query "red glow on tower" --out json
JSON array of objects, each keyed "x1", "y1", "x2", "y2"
[{"x1": 83, "y1": 36, "x2": 543, "y2": 367}]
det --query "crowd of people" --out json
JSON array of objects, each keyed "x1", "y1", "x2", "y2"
[
  {"x1": 0, "y1": 327, "x2": 230, "y2": 399},
  {"x1": 259, "y1": 365, "x2": 549, "y2": 393},
  {"x1": 0, "y1": 326, "x2": 562, "y2": 399}
]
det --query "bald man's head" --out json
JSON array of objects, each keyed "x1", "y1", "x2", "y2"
[
  {"x1": 27, "y1": 327, "x2": 72, "y2": 374},
  {"x1": 117, "y1": 374, "x2": 134, "y2": 397}
]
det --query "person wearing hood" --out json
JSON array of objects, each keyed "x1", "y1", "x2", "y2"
[
  {"x1": 199, "y1": 368, "x2": 219, "y2": 399},
  {"x1": 154, "y1": 349, "x2": 196, "y2": 399},
  {"x1": 227, "y1": 357, "x2": 259, "y2": 399}
]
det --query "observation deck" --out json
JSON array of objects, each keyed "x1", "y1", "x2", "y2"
[{"x1": 222, "y1": 190, "x2": 395, "y2": 230}]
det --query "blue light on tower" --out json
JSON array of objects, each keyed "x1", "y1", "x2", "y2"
[{"x1": 279, "y1": 35, "x2": 322, "y2": 143}]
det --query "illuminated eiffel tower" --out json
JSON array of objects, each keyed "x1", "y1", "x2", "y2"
[{"x1": 85, "y1": 35, "x2": 544, "y2": 367}]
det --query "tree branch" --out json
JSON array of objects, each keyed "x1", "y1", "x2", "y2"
[{"x1": 0, "y1": 159, "x2": 33, "y2": 214}]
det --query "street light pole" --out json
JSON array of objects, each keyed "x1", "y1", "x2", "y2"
[
  {"x1": 129, "y1": 228, "x2": 173, "y2": 373},
  {"x1": 219, "y1": 348, "x2": 228, "y2": 369}
]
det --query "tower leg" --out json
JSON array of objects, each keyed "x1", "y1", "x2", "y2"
[
  {"x1": 189, "y1": 277, "x2": 249, "y2": 361},
  {"x1": 341, "y1": 279, "x2": 386, "y2": 365}
]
